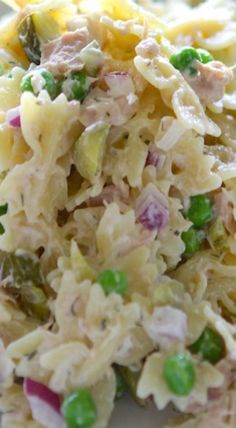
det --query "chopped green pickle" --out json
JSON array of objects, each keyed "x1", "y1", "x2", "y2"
[
  {"x1": 187, "y1": 194, "x2": 213, "y2": 227},
  {"x1": 115, "y1": 370, "x2": 126, "y2": 399},
  {"x1": 0, "y1": 203, "x2": 8, "y2": 216},
  {"x1": 21, "y1": 284, "x2": 47, "y2": 304},
  {"x1": 62, "y1": 389, "x2": 97, "y2": 428},
  {"x1": 0, "y1": 250, "x2": 43, "y2": 288},
  {"x1": 97, "y1": 269, "x2": 128, "y2": 296},
  {"x1": 163, "y1": 354, "x2": 196, "y2": 396},
  {"x1": 0, "y1": 223, "x2": 5, "y2": 235},
  {"x1": 0, "y1": 250, "x2": 49, "y2": 321},
  {"x1": 181, "y1": 226, "x2": 205, "y2": 256},
  {"x1": 189, "y1": 327, "x2": 225, "y2": 364},
  {"x1": 18, "y1": 15, "x2": 41, "y2": 65}
]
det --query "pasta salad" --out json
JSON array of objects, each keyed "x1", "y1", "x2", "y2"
[{"x1": 0, "y1": 0, "x2": 236, "y2": 427}]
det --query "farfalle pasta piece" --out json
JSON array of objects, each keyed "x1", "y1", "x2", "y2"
[
  {"x1": 91, "y1": 368, "x2": 116, "y2": 428},
  {"x1": 96, "y1": 203, "x2": 137, "y2": 260},
  {"x1": 113, "y1": 245, "x2": 159, "y2": 296},
  {"x1": 0, "y1": 0, "x2": 236, "y2": 427},
  {"x1": 171, "y1": 83, "x2": 220, "y2": 137},
  {"x1": 134, "y1": 48, "x2": 221, "y2": 137},
  {"x1": 40, "y1": 341, "x2": 89, "y2": 393},
  {"x1": 0, "y1": 91, "x2": 80, "y2": 223},
  {"x1": 164, "y1": 7, "x2": 232, "y2": 41},
  {"x1": 57, "y1": 312, "x2": 140, "y2": 390},
  {"x1": 80, "y1": 0, "x2": 165, "y2": 31},
  {"x1": 64, "y1": 240, "x2": 95, "y2": 282},
  {"x1": 0, "y1": 384, "x2": 42, "y2": 428},
  {"x1": 195, "y1": 22, "x2": 236, "y2": 51},
  {"x1": 155, "y1": 117, "x2": 186, "y2": 151},
  {"x1": 165, "y1": 389, "x2": 236, "y2": 428},
  {"x1": 137, "y1": 352, "x2": 224, "y2": 412},
  {"x1": 0, "y1": 67, "x2": 23, "y2": 114},
  {"x1": 209, "y1": 112, "x2": 236, "y2": 151},
  {"x1": 114, "y1": 326, "x2": 153, "y2": 366},
  {"x1": 55, "y1": 276, "x2": 92, "y2": 340},
  {"x1": 0, "y1": 339, "x2": 15, "y2": 390},
  {"x1": 167, "y1": 135, "x2": 222, "y2": 196}
]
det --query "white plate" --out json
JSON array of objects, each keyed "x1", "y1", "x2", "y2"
[
  {"x1": 0, "y1": 3, "x2": 9, "y2": 15},
  {"x1": 0, "y1": 3, "x2": 172, "y2": 426},
  {"x1": 110, "y1": 395, "x2": 173, "y2": 428}
]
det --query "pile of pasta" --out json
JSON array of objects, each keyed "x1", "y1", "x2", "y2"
[{"x1": 0, "y1": 0, "x2": 236, "y2": 427}]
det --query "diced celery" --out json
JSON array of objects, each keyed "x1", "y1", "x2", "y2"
[{"x1": 0, "y1": 250, "x2": 43, "y2": 288}]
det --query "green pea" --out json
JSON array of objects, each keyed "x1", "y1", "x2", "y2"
[
  {"x1": 197, "y1": 48, "x2": 214, "y2": 64},
  {"x1": 115, "y1": 370, "x2": 126, "y2": 399},
  {"x1": 21, "y1": 69, "x2": 57, "y2": 98},
  {"x1": 189, "y1": 327, "x2": 225, "y2": 364},
  {"x1": 181, "y1": 226, "x2": 205, "y2": 256},
  {"x1": 97, "y1": 269, "x2": 128, "y2": 296},
  {"x1": 163, "y1": 354, "x2": 196, "y2": 396},
  {"x1": 61, "y1": 71, "x2": 89, "y2": 101},
  {"x1": 21, "y1": 74, "x2": 33, "y2": 92},
  {"x1": 62, "y1": 389, "x2": 97, "y2": 428},
  {"x1": 170, "y1": 47, "x2": 201, "y2": 75},
  {"x1": 0, "y1": 203, "x2": 8, "y2": 216},
  {"x1": 187, "y1": 194, "x2": 213, "y2": 227}
]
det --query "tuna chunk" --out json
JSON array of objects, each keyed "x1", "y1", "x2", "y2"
[
  {"x1": 41, "y1": 29, "x2": 90, "y2": 76},
  {"x1": 185, "y1": 60, "x2": 233, "y2": 103},
  {"x1": 79, "y1": 87, "x2": 138, "y2": 127}
]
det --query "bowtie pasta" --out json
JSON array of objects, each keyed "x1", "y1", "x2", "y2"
[{"x1": 0, "y1": 0, "x2": 236, "y2": 427}]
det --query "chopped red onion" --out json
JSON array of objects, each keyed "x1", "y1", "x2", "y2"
[
  {"x1": 104, "y1": 72, "x2": 135, "y2": 98},
  {"x1": 6, "y1": 107, "x2": 21, "y2": 128},
  {"x1": 146, "y1": 145, "x2": 166, "y2": 170},
  {"x1": 24, "y1": 378, "x2": 66, "y2": 428},
  {"x1": 136, "y1": 183, "x2": 169, "y2": 231}
]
